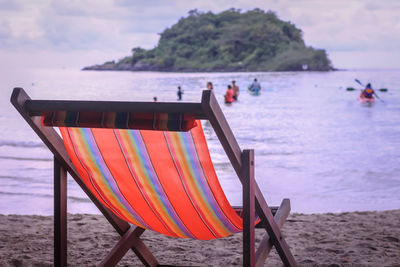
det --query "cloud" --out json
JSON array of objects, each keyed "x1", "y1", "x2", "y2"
[
  {"x1": 49, "y1": 1, "x2": 96, "y2": 17},
  {"x1": 254, "y1": 0, "x2": 400, "y2": 53},
  {"x1": 0, "y1": 0, "x2": 22, "y2": 11},
  {"x1": 0, "y1": 19, "x2": 12, "y2": 39},
  {"x1": 331, "y1": 50, "x2": 400, "y2": 69},
  {"x1": 363, "y1": 0, "x2": 400, "y2": 11},
  {"x1": 0, "y1": 0, "x2": 399, "y2": 68}
]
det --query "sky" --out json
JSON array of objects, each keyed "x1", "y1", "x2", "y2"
[{"x1": 1, "y1": 0, "x2": 400, "y2": 70}]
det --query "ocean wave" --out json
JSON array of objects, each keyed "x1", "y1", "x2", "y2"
[
  {"x1": 0, "y1": 191, "x2": 53, "y2": 198},
  {"x1": 0, "y1": 191, "x2": 90, "y2": 203},
  {"x1": 69, "y1": 196, "x2": 92, "y2": 203},
  {"x1": 0, "y1": 155, "x2": 52, "y2": 162},
  {"x1": 257, "y1": 150, "x2": 303, "y2": 156},
  {"x1": 0, "y1": 175, "x2": 39, "y2": 182},
  {"x1": 0, "y1": 140, "x2": 45, "y2": 148}
]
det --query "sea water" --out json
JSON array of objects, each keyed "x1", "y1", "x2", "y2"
[{"x1": 0, "y1": 68, "x2": 399, "y2": 214}]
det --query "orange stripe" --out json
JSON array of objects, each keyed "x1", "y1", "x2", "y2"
[
  {"x1": 60, "y1": 128, "x2": 132, "y2": 223},
  {"x1": 92, "y1": 129, "x2": 171, "y2": 235},
  {"x1": 56, "y1": 111, "x2": 67, "y2": 127},
  {"x1": 169, "y1": 132, "x2": 230, "y2": 237},
  {"x1": 158, "y1": 113, "x2": 167, "y2": 130},
  {"x1": 141, "y1": 130, "x2": 214, "y2": 240},
  {"x1": 68, "y1": 128, "x2": 141, "y2": 225},
  {"x1": 117, "y1": 130, "x2": 186, "y2": 238},
  {"x1": 191, "y1": 123, "x2": 243, "y2": 230}
]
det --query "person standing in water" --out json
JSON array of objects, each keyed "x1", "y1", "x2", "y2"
[
  {"x1": 249, "y1": 78, "x2": 261, "y2": 93},
  {"x1": 206, "y1": 81, "x2": 214, "y2": 91},
  {"x1": 177, "y1": 86, "x2": 183, "y2": 101},
  {"x1": 224, "y1": 85, "x2": 234, "y2": 104},
  {"x1": 232, "y1": 80, "x2": 239, "y2": 101}
]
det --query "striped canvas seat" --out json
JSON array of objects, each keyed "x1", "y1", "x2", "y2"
[
  {"x1": 12, "y1": 88, "x2": 296, "y2": 266},
  {"x1": 60, "y1": 121, "x2": 243, "y2": 240}
]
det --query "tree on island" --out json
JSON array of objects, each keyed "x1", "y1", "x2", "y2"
[{"x1": 84, "y1": 8, "x2": 333, "y2": 72}]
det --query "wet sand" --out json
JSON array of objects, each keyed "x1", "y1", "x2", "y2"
[{"x1": 0, "y1": 210, "x2": 399, "y2": 266}]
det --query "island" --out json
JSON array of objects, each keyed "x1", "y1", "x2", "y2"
[{"x1": 83, "y1": 8, "x2": 333, "y2": 72}]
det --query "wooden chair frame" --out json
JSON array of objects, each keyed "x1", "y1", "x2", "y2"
[{"x1": 11, "y1": 88, "x2": 296, "y2": 267}]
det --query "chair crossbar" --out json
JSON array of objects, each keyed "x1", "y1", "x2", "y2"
[
  {"x1": 255, "y1": 199, "x2": 291, "y2": 267},
  {"x1": 99, "y1": 226, "x2": 152, "y2": 267},
  {"x1": 25, "y1": 99, "x2": 207, "y2": 119}
]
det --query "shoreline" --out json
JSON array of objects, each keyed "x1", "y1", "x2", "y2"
[
  {"x1": 1, "y1": 209, "x2": 399, "y2": 266},
  {"x1": 81, "y1": 65, "x2": 337, "y2": 72}
]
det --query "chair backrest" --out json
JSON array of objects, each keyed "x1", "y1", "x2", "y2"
[{"x1": 58, "y1": 121, "x2": 243, "y2": 240}]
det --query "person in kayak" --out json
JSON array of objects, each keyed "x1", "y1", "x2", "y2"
[
  {"x1": 224, "y1": 85, "x2": 234, "y2": 104},
  {"x1": 232, "y1": 80, "x2": 239, "y2": 101},
  {"x1": 249, "y1": 78, "x2": 261, "y2": 92},
  {"x1": 360, "y1": 83, "x2": 376, "y2": 99}
]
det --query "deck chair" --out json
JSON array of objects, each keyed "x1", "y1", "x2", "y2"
[{"x1": 11, "y1": 88, "x2": 296, "y2": 267}]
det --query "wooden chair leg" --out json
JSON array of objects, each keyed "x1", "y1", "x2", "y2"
[
  {"x1": 242, "y1": 150, "x2": 255, "y2": 267},
  {"x1": 54, "y1": 157, "x2": 67, "y2": 267}
]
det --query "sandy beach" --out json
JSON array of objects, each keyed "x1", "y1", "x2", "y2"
[{"x1": 0, "y1": 210, "x2": 399, "y2": 266}]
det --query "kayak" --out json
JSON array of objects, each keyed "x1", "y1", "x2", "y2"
[{"x1": 358, "y1": 94, "x2": 375, "y2": 103}]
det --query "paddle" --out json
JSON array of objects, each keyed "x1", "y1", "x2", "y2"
[
  {"x1": 354, "y1": 79, "x2": 384, "y2": 103},
  {"x1": 356, "y1": 79, "x2": 389, "y2": 92},
  {"x1": 355, "y1": 79, "x2": 363, "y2": 87}
]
